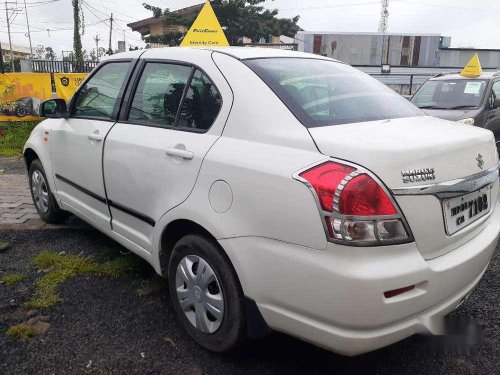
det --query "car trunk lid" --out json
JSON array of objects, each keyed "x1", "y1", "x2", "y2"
[{"x1": 308, "y1": 116, "x2": 499, "y2": 259}]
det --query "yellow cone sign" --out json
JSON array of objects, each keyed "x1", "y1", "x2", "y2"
[
  {"x1": 460, "y1": 53, "x2": 483, "y2": 78},
  {"x1": 180, "y1": 1, "x2": 229, "y2": 47}
]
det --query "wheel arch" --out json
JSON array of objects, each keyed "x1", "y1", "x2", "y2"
[
  {"x1": 23, "y1": 147, "x2": 39, "y2": 171},
  {"x1": 159, "y1": 218, "x2": 222, "y2": 277},
  {"x1": 158, "y1": 218, "x2": 271, "y2": 338}
]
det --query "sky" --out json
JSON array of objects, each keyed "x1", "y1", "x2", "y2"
[{"x1": 0, "y1": 0, "x2": 499, "y2": 59}]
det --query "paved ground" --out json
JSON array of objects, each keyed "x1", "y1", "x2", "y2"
[{"x1": 0, "y1": 158, "x2": 82, "y2": 230}]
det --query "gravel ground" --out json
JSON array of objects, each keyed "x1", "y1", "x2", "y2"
[
  {"x1": 0, "y1": 228, "x2": 499, "y2": 374},
  {"x1": 0, "y1": 157, "x2": 25, "y2": 175}
]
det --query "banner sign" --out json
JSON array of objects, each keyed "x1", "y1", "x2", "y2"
[
  {"x1": 0, "y1": 73, "x2": 52, "y2": 121},
  {"x1": 180, "y1": 1, "x2": 229, "y2": 47},
  {"x1": 54, "y1": 73, "x2": 88, "y2": 102}
]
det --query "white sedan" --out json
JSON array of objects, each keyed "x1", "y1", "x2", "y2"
[{"x1": 24, "y1": 47, "x2": 500, "y2": 356}]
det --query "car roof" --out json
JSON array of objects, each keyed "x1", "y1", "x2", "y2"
[
  {"x1": 429, "y1": 72, "x2": 500, "y2": 81},
  {"x1": 105, "y1": 46, "x2": 338, "y2": 63}
]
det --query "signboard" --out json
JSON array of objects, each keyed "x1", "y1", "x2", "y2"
[
  {"x1": 54, "y1": 73, "x2": 88, "y2": 102},
  {"x1": 460, "y1": 53, "x2": 483, "y2": 78},
  {"x1": 180, "y1": 1, "x2": 229, "y2": 47},
  {"x1": 0, "y1": 73, "x2": 52, "y2": 121}
]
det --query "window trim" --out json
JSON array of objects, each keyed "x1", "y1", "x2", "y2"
[
  {"x1": 68, "y1": 58, "x2": 137, "y2": 122},
  {"x1": 118, "y1": 58, "x2": 223, "y2": 134}
]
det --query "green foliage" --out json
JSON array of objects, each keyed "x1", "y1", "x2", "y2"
[
  {"x1": 6, "y1": 324, "x2": 37, "y2": 341},
  {"x1": 72, "y1": 0, "x2": 84, "y2": 67},
  {"x1": 26, "y1": 251, "x2": 140, "y2": 309},
  {"x1": 143, "y1": 2, "x2": 164, "y2": 18},
  {"x1": 0, "y1": 121, "x2": 40, "y2": 157},
  {"x1": 1, "y1": 273, "x2": 24, "y2": 285},
  {"x1": 142, "y1": 0, "x2": 300, "y2": 46}
]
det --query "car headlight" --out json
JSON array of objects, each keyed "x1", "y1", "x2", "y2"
[{"x1": 457, "y1": 118, "x2": 475, "y2": 125}]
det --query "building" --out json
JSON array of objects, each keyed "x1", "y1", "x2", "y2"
[
  {"x1": 296, "y1": 31, "x2": 450, "y2": 67},
  {"x1": 295, "y1": 31, "x2": 500, "y2": 69},
  {"x1": 439, "y1": 48, "x2": 500, "y2": 69},
  {"x1": 0, "y1": 42, "x2": 31, "y2": 61},
  {"x1": 127, "y1": 3, "x2": 203, "y2": 38}
]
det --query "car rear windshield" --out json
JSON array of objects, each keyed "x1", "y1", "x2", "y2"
[
  {"x1": 411, "y1": 79, "x2": 488, "y2": 110},
  {"x1": 245, "y1": 58, "x2": 423, "y2": 127}
]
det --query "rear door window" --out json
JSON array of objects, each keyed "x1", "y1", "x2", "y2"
[{"x1": 128, "y1": 63, "x2": 193, "y2": 127}]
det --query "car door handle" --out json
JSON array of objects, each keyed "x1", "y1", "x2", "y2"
[
  {"x1": 87, "y1": 133, "x2": 103, "y2": 141},
  {"x1": 165, "y1": 148, "x2": 194, "y2": 160}
]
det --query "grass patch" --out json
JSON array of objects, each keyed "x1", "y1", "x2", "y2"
[
  {"x1": 25, "y1": 251, "x2": 140, "y2": 309},
  {"x1": 0, "y1": 121, "x2": 40, "y2": 157},
  {"x1": 1, "y1": 273, "x2": 24, "y2": 285},
  {"x1": 6, "y1": 324, "x2": 37, "y2": 341}
]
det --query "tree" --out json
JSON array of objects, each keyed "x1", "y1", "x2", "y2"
[
  {"x1": 142, "y1": 0, "x2": 300, "y2": 46},
  {"x1": 34, "y1": 45, "x2": 56, "y2": 60},
  {"x1": 45, "y1": 47, "x2": 56, "y2": 60},
  {"x1": 72, "y1": 0, "x2": 84, "y2": 66}
]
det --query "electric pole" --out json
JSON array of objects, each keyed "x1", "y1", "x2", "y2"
[
  {"x1": 108, "y1": 13, "x2": 113, "y2": 55},
  {"x1": 378, "y1": 0, "x2": 389, "y2": 33},
  {"x1": 4, "y1": 1, "x2": 18, "y2": 71},
  {"x1": 94, "y1": 34, "x2": 100, "y2": 61},
  {"x1": 0, "y1": 41, "x2": 4, "y2": 74},
  {"x1": 23, "y1": 0, "x2": 33, "y2": 58}
]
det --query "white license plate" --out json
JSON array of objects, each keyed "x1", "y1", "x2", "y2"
[{"x1": 443, "y1": 185, "x2": 492, "y2": 235}]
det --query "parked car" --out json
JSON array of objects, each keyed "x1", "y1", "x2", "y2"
[
  {"x1": 1, "y1": 96, "x2": 42, "y2": 117},
  {"x1": 411, "y1": 72, "x2": 500, "y2": 148},
  {"x1": 24, "y1": 47, "x2": 500, "y2": 356}
]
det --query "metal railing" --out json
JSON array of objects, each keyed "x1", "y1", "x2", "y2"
[
  {"x1": 367, "y1": 73, "x2": 435, "y2": 95},
  {"x1": 31, "y1": 60, "x2": 99, "y2": 73},
  {"x1": 242, "y1": 43, "x2": 298, "y2": 51}
]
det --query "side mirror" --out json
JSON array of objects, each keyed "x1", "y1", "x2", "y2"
[
  {"x1": 40, "y1": 98, "x2": 68, "y2": 118},
  {"x1": 494, "y1": 98, "x2": 500, "y2": 109}
]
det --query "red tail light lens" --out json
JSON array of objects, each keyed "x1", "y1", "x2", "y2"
[
  {"x1": 339, "y1": 174, "x2": 397, "y2": 216},
  {"x1": 296, "y1": 160, "x2": 411, "y2": 246},
  {"x1": 299, "y1": 162, "x2": 355, "y2": 212}
]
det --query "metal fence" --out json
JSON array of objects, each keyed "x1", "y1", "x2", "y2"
[
  {"x1": 242, "y1": 43, "x2": 298, "y2": 51},
  {"x1": 367, "y1": 73, "x2": 435, "y2": 96},
  {"x1": 31, "y1": 60, "x2": 99, "y2": 73}
]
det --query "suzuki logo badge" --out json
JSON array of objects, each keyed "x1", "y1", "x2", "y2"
[{"x1": 476, "y1": 153, "x2": 484, "y2": 170}]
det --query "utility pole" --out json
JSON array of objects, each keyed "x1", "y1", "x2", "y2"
[
  {"x1": 0, "y1": 41, "x2": 4, "y2": 74},
  {"x1": 94, "y1": 34, "x2": 100, "y2": 61},
  {"x1": 378, "y1": 0, "x2": 389, "y2": 33},
  {"x1": 5, "y1": 2, "x2": 14, "y2": 71},
  {"x1": 23, "y1": 0, "x2": 33, "y2": 58},
  {"x1": 108, "y1": 13, "x2": 113, "y2": 55}
]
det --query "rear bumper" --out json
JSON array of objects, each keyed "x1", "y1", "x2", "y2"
[{"x1": 219, "y1": 202, "x2": 500, "y2": 356}]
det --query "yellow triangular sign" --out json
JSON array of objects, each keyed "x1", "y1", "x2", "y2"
[
  {"x1": 460, "y1": 53, "x2": 482, "y2": 77},
  {"x1": 180, "y1": 1, "x2": 229, "y2": 47}
]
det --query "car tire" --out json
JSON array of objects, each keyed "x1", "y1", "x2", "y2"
[
  {"x1": 29, "y1": 159, "x2": 67, "y2": 223},
  {"x1": 168, "y1": 234, "x2": 246, "y2": 353},
  {"x1": 15, "y1": 106, "x2": 26, "y2": 117}
]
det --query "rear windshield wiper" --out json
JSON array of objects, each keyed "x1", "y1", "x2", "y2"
[{"x1": 447, "y1": 105, "x2": 478, "y2": 110}]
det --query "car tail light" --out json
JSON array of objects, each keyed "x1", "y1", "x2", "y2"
[{"x1": 296, "y1": 160, "x2": 412, "y2": 246}]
